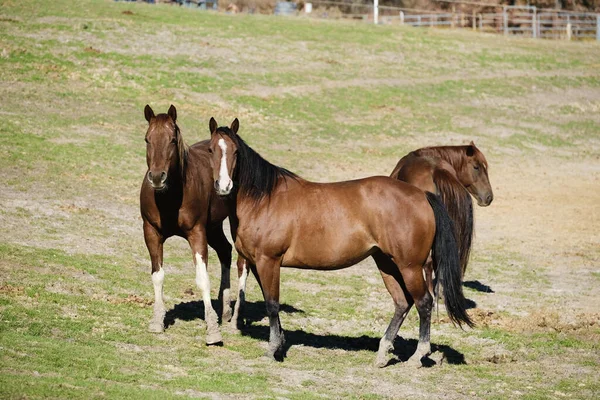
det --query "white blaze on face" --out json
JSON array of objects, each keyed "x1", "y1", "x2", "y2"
[
  {"x1": 217, "y1": 138, "x2": 233, "y2": 194},
  {"x1": 195, "y1": 253, "x2": 212, "y2": 305}
]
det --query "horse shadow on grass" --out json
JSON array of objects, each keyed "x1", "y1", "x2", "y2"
[
  {"x1": 164, "y1": 300, "x2": 466, "y2": 366},
  {"x1": 240, "y1": 324, "x2": 466, "y2": 366},
  {"x1": 164, "y1": 300, "x2": 304, "y2": 329},
  {"x1": 463, "y1": 280, "x2": 494, "y2": 293}
]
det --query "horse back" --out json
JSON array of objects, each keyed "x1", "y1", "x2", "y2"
[{"x1": 239, "y1": 176, "x2": 434, "y2": 269}]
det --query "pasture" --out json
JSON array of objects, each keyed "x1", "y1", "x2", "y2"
[{"x1": 1, "y1": 0, "x2": 599, "y2": 398}]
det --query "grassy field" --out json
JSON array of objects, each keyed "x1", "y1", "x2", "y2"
[{"x1": 1, "y1": 0, "x2": 599, "y2": 398}]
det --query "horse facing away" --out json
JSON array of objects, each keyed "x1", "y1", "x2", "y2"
[
  {"x1": 140, "y1": 105, "x2": 237, "y2": 345},
  {"x1": 390, "y1": 143, "x2": 493, "y2": 275},
  {"x1": 207, "y1": 118, "x2": 473, "y2": 367}
]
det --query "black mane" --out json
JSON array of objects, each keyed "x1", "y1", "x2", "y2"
[{"x1": 216, "y1": 127, "x2": 298, "y2": 201}]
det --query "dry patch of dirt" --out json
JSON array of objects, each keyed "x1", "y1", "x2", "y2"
[{"x1": 469, "y1": 308, "x2": 600, "y2": 335}]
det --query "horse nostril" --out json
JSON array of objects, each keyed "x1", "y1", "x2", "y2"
[
  {"x1": 214, "y1": 180, "x2": 220, "y2": 191},
  {"x1": 148, "y1": 171, "x2": 153, "y2": 181},
  {"x1": 486, "y1": 194, "x2": 493, "y2": 204},
  {"x1": 160, "y1": 171, "x2": 167, "y2": 182}
]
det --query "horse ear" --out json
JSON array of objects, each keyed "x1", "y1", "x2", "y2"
[
  {"x1": 167, "y1": 105, "x2": 177, "y2": 122},
  {"x1": 144, "y1": 105, "x2": 155, "y2": 122},
  {"x1": 231, "y1": 118, "x2": 239, "y2": 135},
  {"x1": 466, "y1": 144, "x2": 475, "y2": 157},
  {"x1": 209, "y1": 117, "x2": 218, "y2": 134}
]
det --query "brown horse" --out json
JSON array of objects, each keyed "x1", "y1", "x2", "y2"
[
  {"x1": 390, "y1": 143, "x2": 493, "y2": 275},
  {"x1": 207, "y1": 118, "x2": 472, "y2": 367},
  {"x1": 140, "y1": 105, "x2": 235, "y2": 345}
]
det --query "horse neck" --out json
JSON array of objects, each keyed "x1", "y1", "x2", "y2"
[
  {"x1": 233, "y1": 136, "x2": 298, "y2": 203},
  {"x1": 419, "y1": 146, "x2": 466, "y2": 173}
]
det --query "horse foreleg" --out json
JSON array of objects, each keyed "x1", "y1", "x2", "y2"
[
  {"x1": 230, "y1": 257, "x2": 248, "y2": 332},
  {"x1": 252, "y1": 257, "x2": 285, "y2": 360},
  {"x1": 189, "y1": 229, "x2": 223, "y2": 345},
  {"x1": 207, "y1": 225, "x2": 233, "y2": 323},
  {"x1": 144, "y1": 222, "x2": 166, "y2": 333}
]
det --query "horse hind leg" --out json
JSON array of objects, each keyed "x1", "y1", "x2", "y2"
[
  {"x1": 373, "y1": 252, "x2": 413, "y2": 368},
  {"x1": 207, "y1": 224, "x2": 233, "y2": 323},
  {"x1": 401, "y1": 264, "x2": 434, "y2": 367}
]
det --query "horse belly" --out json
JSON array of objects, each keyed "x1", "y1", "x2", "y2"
[{"x1": 282, "y1": 227, "x2": 375, "y2": 270}]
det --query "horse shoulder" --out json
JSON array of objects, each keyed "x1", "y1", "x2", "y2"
[{"x1": 140, "y1": 181, "x2": 161, "y2": 226}]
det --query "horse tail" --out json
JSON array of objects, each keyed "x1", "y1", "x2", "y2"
[
  {"x1": 426, "y1": 192, "x2": 473, "y2": 328},
  {"x1": 432, "y1": 168, "x2": 474, "y2": 275}
]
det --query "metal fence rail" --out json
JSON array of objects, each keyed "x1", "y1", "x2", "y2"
[
  {"x1": 382, "y1": 6, "x2": 600, "y2": 41},
  {"x1": 537, "y1": 12, "x2": 599, "y2": 39},
  {"x1": 307, "y1": 1, "x2": 599, "y2": 41}
]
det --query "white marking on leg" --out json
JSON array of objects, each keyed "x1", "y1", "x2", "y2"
[
  {"x1": 195, "y1": 253, "x2": 212, "y2": 306},
  {"x1": 238, "y1": 262, "x2": 248, "y2": 297},
  {"x1": 231, "y1": 260, "x2": 248, "y2": 326},
  {"x1": 195, "y1": 253, "x2": 222, "y2": 343},
  {"x1": 151, "y1": 268, "x2": 165, "y2": 308},
  {"x1": 217, "y1": 138, "x2": 233, "y2": 194}
]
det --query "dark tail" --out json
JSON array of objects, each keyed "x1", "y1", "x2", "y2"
[
  {"x1": 426, "y1": 192, "x2": 474, "y2": 328},
  {"x1": 432, "y1": 169, "x2": 474, "y2": 275}
]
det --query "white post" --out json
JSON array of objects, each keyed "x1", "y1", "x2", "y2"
[
  {"x1": 400, "y1": 11, "x2": 404, "y2": 25},
  {"x1": 597, "y1": 15, "x2": 600, "y2": 41},
  {"x1": 374, "y1": 0, "x2": 378, "y2": 25},
  {"x1": 532, "y1": 7, "x2": 537, "y2": 38}
]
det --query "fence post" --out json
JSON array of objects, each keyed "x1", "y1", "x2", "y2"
[
  {"x1": 566, "y1": 22, "x2": 572, "y2": 40},
  {"x1": 532, "y1": 7, "x2": 537, "y2": 38},
  {"x1": 597, "y1": 14, "x2": 600, "y2": 41},
  {"x1": 399, "y1": 11, "x2": 404, "y2": 25},
  {"x1": 503, "y1": 6, "x2": 508, "y2": 36},
  {"x1": 451, "y1": 5, "x2": 456, "y2": 29},
  {"x1": 479, "y1": 13, "x2": 483, "y2": 30},
  {"x1": 472, "y1": 10, "x2": 476, "y2": 30},
  {"x1": 374, "y1": 0, "x2": 378, "y2": 24}
]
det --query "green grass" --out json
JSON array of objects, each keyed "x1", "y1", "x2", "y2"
[{"x1": 1, "y1": 0, "x2": 599, "y2": 398}]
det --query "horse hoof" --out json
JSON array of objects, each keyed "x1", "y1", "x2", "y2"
[
  {"x1": 405, "y1": 357, "x2": 423, "y2": 368},
  {"x1": 228, "y1": 321, "x2": 242, "y2": 334},
  {"x1": 205, "y1": 331, "x2": 223, "y2": 345},
  {"x1": 374, "y1": 356, "x2": 389, "y2": 368},
  {"x1": 148, "y1": 322, "x2": 164, "y2": 333},
  {"x1": 222, "y1": 308, "x2": 233, "y2": 323}
]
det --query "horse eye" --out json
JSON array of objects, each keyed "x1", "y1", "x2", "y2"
[
  {"x1": 208, "y1": 148, "x2": 213, "y2": 154},
  {"x1": 144, "y1": 138, "x2": 149, "y2": 144},
  {"x1": 474, "y1": 165, "x2": 480, "y2": 170},
  {"x1": 171, "y1": 138, "x2": 177, "y2": 144}
]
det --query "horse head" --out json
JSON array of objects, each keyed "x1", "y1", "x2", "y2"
[
  {"x1": 208, "y1": 117, "x2": 239, "y2": 196},
  {"x1": 143, "y1": 104, "x2": 185, "y2": 192},
  {"x1": 459, "y1": 142, "x2": 493, "y2": 206}
]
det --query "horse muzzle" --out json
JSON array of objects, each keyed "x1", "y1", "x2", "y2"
[
  {"x1": 148, "y1": 171, "x2": 167, "y2": 191},
  {"x1": 478, "y1": 192, "x2": 493, "y2": 207},
  {"x1": 214, "y1": 179, "x2": 233, "y2": 196}
]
